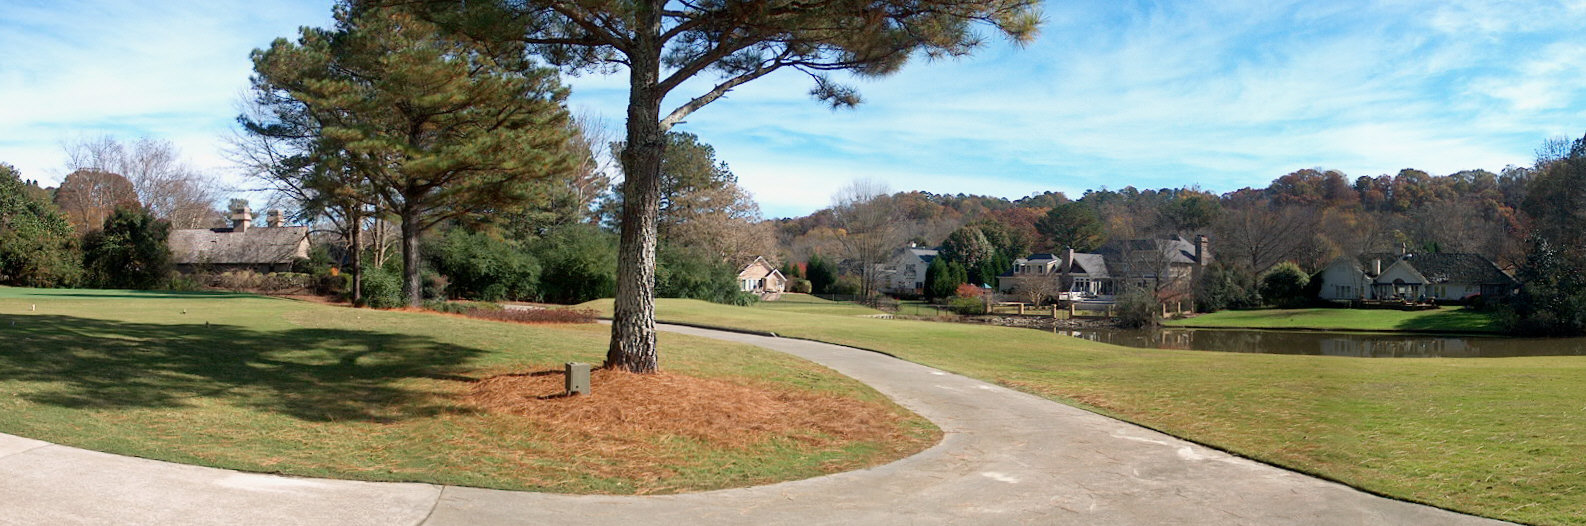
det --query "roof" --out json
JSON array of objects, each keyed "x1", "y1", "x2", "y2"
[
  {"x1": 1354, "y1": 253, "x2": 1517, "y2": 286},
  {"x1": 169, "y1": 226, "x2": 310, "y2": 265},
  {"x1": 1069, "y1": 253, "x2": 1109, "y2": 278},
  {"x1": 902, "y1": 247, "x2": 939, "y2": 264}
]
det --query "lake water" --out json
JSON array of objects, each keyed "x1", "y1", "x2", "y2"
[{"x1": 1062, "y1": 327, "x2": 1586, "y2": 358}]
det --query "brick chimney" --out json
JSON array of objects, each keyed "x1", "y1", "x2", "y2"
[
  {"x1": 1194, "y1": 234, "x2": 1210, "y2": 266},
  {"x1": 229, "y1": 199, "x2": 252, "y2": 233},
  {"x1": 267, "y1": 209, "x2": 284, "y2": 228}
]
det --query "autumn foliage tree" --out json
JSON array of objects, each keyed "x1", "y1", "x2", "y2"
[{"x1": 53, "y1": 169, "x2": 140, "y2": 234}]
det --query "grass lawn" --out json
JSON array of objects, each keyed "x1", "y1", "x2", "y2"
[
  {"x1": 1166, "y1": 306, "x2": 1503, "y2": 333},
  {"x1": 748, "y1": 293, "x2": 883, "y2": 316},
  {"x1": 584, "y1": 298, "x2": 1586, "y2": 525},
  {"x1": 0, "y1": 287, "x2": 936, "y2": 494}
]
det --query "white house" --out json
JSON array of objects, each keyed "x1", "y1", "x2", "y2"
[
  {"x1": 1316, "y1": 253, "x2": 1518, "y2": 303},
  {"x1": 879, "y1": 245, "x2": 939, "y2": 295}
]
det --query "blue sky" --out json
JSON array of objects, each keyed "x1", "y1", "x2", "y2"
[{"x1": 4, "y1": 1, "x2": 1586, "y2": 219}]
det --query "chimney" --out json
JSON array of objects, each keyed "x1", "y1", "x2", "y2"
[
  {"x1": 1195, "y1": 234, "x2": 1209, "y2": 266},
  {"x1": 267, "y1": 209, "x2": 284, "y2": 228},
  {"x1": 229, "y1": 199, "x2": 252, "y2": 233},
  {"x1": 1373, "y1": 259, "x2": 1382, "y2": 276}
]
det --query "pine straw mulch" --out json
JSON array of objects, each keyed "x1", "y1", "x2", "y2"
[{"x1": 463, "y1": 367, "x2": 932, "y2": 488}]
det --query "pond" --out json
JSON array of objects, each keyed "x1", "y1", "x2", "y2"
[{"x1": 1063, "y1": 327, "x2": 1586, "y2": 358}]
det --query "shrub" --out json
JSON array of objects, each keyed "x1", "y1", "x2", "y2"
[
  {"x1": 1259, "y1": 262, "x2": 1311, "y2": 308},
  {"x1": 947, "y1": 296, "x2": 986, "y2": 315},
  {"x1": 360, "y1": 265, "x2": 405, "y2": 308},
  {"x1": 424, "y1": 228, "x2": 538, "y2": 301},
  {"x1": 789, "y1": 278, "x2": 813, "y2": 294},
  {"x1": 656, "y1": 244, "x2": 743, "y2": 304},
  {"x1": 532, "y1": 224, "x2": 617, "y2": 304},
  {"x1": 1115, "y1": 287, "x2": 1162, "y2": 329}
]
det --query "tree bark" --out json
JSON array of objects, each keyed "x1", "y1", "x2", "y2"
[
  {"x1": 606, "y1": 3, "x2": 664, "y2": 373},
  {"x1": 349, "y1": 213, "x2": 363, "y2": 305},
  {"x1": 400, "y1": 204, "x2": 423, "y2": 307}
]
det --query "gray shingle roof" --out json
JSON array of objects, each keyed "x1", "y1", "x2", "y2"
[
  {"x1": 169, "y1": 226, "x2": 310, "y2": 265},
  {"x1": 1356, "y1": 252, "x2": 1517, "y2": 286}
]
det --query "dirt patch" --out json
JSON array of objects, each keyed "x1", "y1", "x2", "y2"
[{"x1": 466, "y1": 368, "x2": 913, "y2": 450}]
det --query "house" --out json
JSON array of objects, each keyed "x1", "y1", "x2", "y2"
[
  {"x1": 879, "y1": 245, "x2": 939, "y2": 295},
  {"x1": 1316, "y1": 252, "x2": 1518, "y2": 303},
  {"x1": 168, "y1": 200, "x2": 309, "y2": 274},
  {"x1": 999, "y1": 234, "x2": 1210, "y2": 304},
  {"x1": 737, "y1": 256, "x2": 786, "y2": 299}
]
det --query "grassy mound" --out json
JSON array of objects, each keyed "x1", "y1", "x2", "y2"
[{"x1": 0, "y1": 287, "x2": 936, "y2": 494}]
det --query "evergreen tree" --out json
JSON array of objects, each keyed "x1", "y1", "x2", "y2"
[
  {"x1": 925, "y1": 257, "x2": 967, "y2": 301},
  {"x1": 805, "y1": 253, "x2": 838, "y2": 295},
  {"x1": 83, "y1": 207, "x2": 173, "y2": 289},
  {"x1": 0, "y1": 163, "x2": 81, "y2": 287},
  {"x1": 423, "y1": 0, "x2": 1042, "y2": 372},
  {"x1": 1036, "y1": 202, "x2": 1105, "y2": 252},
  {"x1": 250, "y1": 2, "x2": 577, "y2": 307}
]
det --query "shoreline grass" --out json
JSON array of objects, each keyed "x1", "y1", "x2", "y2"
[
  {"x1": 0, "y1": 287, "x2": 937, "y2": 494},
  {"x1": 583, "y1": 298, "x2": 1586, "y2": 525},
  {"x1": 1165, "y1": 306, "x2": 1503, "y2": 333}
]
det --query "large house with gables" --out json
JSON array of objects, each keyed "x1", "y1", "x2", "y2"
[
  {"x1": 1315, "y1": 252, "x2": 1518, "y2": 303},
  {"x1": 998, "y1": 234, "x2": 1210, "y2": 304}
]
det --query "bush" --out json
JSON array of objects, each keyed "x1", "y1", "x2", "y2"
[
  {"x1": 656, "y1": 244, "x2": 743, "y2": 304},
  {"x1": 947, "y1": 295, "x2": 986, "y2": 315},
  {"x1": 789, "y1": 278, "x2": 813, "y2": 294},
  {"x1": 532, "y1": 224, "x2": 617, "y2": 304},
  {"x1": 424, "y1": 228, "x2": 538, "y2": 301},
  {"x1": 828, "y1": 274, "x2": 862, "y2": 296},
  {"x1": 1115, "y1": 287, "x2": 1162, "y2": 329},
  {"x1": 1259, "y1": 262, "x2": 1311, "y2": 308},
  {"x1": 360, "y1": 265, "x2": 405, "y2": 308}
]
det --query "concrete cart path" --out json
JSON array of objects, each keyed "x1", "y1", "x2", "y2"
[{"x1": 0, "y1": 323, "x2": 1508, "y2": 525}]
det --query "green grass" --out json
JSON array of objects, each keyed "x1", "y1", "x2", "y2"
[
  {"x1": 0, "y1": 287, "x2": 935, "y2": 494},
  {"x1": 750, "y1": 293, "x2": 884, "y2": 316},
  {"x1": 1165, "y1": 306, "x2": 1503, "y2": 333},
  {"x1": 584, "y1": 298, "x2": 1586, "y2": 525}
]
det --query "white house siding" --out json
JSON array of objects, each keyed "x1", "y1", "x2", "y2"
[{"x1": 1317, "y1": 259, "x2": 1369, "y2": 301}]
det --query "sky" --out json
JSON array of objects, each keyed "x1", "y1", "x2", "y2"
[{"x1": 4, "y1": 1, "x2": 1586, "y2": 219}]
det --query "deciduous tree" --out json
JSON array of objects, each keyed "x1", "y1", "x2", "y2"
[{"x1": 53, "y1": 169, "x2": 140, "y2": 234}]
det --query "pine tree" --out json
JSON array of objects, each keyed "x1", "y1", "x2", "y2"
[
  {"x1": 419, "y1": 0, "x2": 1041, "y2": 372},
  {"x1": 249, "y1": 2, "x2": 578, "y2": 306}
]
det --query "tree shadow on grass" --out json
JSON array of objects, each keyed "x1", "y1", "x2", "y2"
[
  {"x1": 1393, "y1": 308, "x2": 1497, "y2": 333},
  {"x1": 0, "y1": 314, "x2": 486, "y2": 423}
]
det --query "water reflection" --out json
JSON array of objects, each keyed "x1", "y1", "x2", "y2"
[{"x1": 1063, "y1": 328, "x2": 1586, "y2": 358}]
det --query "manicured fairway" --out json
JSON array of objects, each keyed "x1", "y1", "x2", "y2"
[
  {"x1": 1165, "y1": 306, "x2": 1503, "y2": 333},
  {"x1": 589, "y1": 298, "x2": 1586, "y2": 525},
  {"x1": 0, "y1": 287, "x2": 936, "y2": 494}
]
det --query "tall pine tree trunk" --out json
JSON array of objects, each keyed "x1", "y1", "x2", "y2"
[
  {"x1": 607, "y1": 5, "x2": 663, "y2": 373},
  {"x1": 349, "y1": 212, "x2": 363, "y2": 305},
  {"x1": 400, "y1": 204, "x2": 423, "y2": 307}
]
